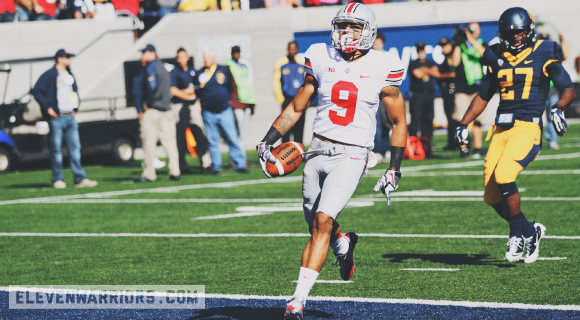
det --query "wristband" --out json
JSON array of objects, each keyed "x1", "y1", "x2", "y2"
[
  {"x1": 261, "y1": 126, "x2": 283, "y2": 145},
  {"x1": 389, "y1": 146, "x2": 405, "y2": 171},
  {"x1": 552, "y1": 104, "x2": 564, "y2": 111}
]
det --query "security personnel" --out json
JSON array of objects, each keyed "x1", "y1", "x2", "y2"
[
  {"x1": 437, "y1": 37, "x2": 457, "y2": 150},
  {"x1": 408, "y1": 41, "x2": 440, "y2": 145},
  {"x1": 456, "y1": 7, "x2": 576, "y2": 263},
  {"x1": 273, "y1": 41, "x2": 305, "y2": 144}
]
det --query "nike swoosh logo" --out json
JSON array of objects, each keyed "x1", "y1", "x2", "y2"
[
  {"x1": 360, "y1": 75, "x2": 370, "y2": 78},
  {"x1": 524, "y1": 60, "x2": 533, "y2": 64}
]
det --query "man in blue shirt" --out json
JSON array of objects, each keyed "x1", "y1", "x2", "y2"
[
  {"x1": 31, "y1": 49, "x2": 98, "y2": 189},
  {"x1": 192, "y1": 50, "x2": 247, "y2": 175},
  {"x1": 273, "y1": 41, "x2": 305, "y2": 144},
  {"x1": 134, "y1": 44, "x2": 181, "y2": 182},
  {"x1": 170, "y1": 47, "x2": 211, "y2": 174}
]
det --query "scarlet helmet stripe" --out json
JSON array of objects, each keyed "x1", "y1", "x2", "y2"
[{"x1": 345, "y1": 3, "x2": 357, "y2": 14}]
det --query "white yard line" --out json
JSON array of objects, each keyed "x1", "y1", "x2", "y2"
[
  {"x1": 400, "y1": 268, "x2": 460, "y2": 271},
  {"x1": 3, "y1": 152, "x2": 578, "y2": 206},
  {"x1": 403, "y1": 170, "x2": 580, "y2": 177},
  {"x1": 9, "y1": 196, "x2": 578, "y2": 204},
  {"x1": 537, "y1": 257, "x2": 567, "y2": 261},
  {"x1": 192, "y1": 212, "x2": 273, "y2": 220},
  {"x1": 195, "y1": 294, "x2": 580, "y2": 311},
  {"x1": 0, "y1": 233, "x2": 578, "y2": 239},
  {"x1": 292, "y1": 280, "x2": 353, "y2": 284},
  {"x1": 0, "y1": 289, "x2": 577, "y2": 310}
]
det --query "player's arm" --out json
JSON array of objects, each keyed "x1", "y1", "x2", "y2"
[
  {"x1": 547, "y1": 60, "x2": 577, "y2": 136},
  {"x1": 256, "y1": 73, "x2": 318, "y2": 178},
  {"x1": 272, "y1": 73, "x2": 318, "y2": 137},
  {"x1": 451, "y1": 45, "x2": 461, "y2": 67},
  {"x1": 381, "y1": 85, "x2": 407, "y2": 164},
  {"x1": 373, "y1": 85, "x2": 407, "y2": 206},
  {"x1": 456, "y1": 72, "x2": 497, "y2": 147}
]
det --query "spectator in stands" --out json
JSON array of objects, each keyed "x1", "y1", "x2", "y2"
[
  {"x1": 34, "y1": 0, "x2": 59, "y2": 20},
  {"x1": 193, "y1": 50, "x2": 247, "y2": 175},
  {"x1": 273, "y1": 41, "x2": 305, "y2": 144},
  {"x1": 111, "y1": 0, "x2": 140, "y2": 16},
  {"x1": 223, "y1": 45, "x2": 256, "y2": 151},
  {"x1": 15, "y1": 0, "x2": 37, "y2": 21},
  {"x1": 408, "y1": 41, "x2": 440, "y2": 146},
  {"x1": 0, "y1": 0, "x2": 15, "y2": 22},
  {"x1": 134, "y1": 44, "x2": 181, "y2": 182},
  {"x1": 73, "y1": 0, "x2": 96, "y2": 18},
  {"x1": 170, "y1": 47, "x2": 212, "y2": 173},
  {"x1": 451, "y1": 22, "x2": 486, "y2": 158},
  {"x1": 372, "y1": 32, "x2": 391, "y2": 163},
  {"x1": 157, "y1": 0, "x2": 177, "y2": 15},
  {"x1": 31, "y1": 49, "x2": 98, "y2": 189},
  {"x1": 436, "y1": 36, "x2": 457, "y2": 151},
  {"x1": 177, "y1": 0, "x2": 230, "y2": 11}
]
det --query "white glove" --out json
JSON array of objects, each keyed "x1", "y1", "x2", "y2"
[
  {"x1": 373, "y1": 168, "x2": 401, "y2": 206},
  {"x1": 455, "y1": 125, "x2": 469, "y2": 148},
  {"x1": 551, "y1": 105, "x2": 568, "y2": 136},
  {"x1": 256, "y1": 142, "x2": 278, "y2": 178}
]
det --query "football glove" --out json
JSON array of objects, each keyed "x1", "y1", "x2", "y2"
[
  {"x1": 373, "y1": 168, "x2": 401, "y2": 207},
  {"x1": 455, "y1": 125, "x2": 469, "y2": 148},
  {"x1": 551, "y1": 105, "x2": 568, "y2": 136},
  {"x1": 256, "y1": 142, "x2": 278, "y2": 178}
]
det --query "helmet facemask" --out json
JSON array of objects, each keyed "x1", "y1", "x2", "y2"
[
  {"x1": 498, "y1": 26, "x2": 536, "y2": 54},
  {"x1": 331, "y1": 18, "x2": 376, "y2": 54}
]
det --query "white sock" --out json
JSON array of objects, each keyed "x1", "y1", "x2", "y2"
[
  {"x1": 330, "y1": 233, "x2": 349, "y2": 256},
  {"x1": 292, "y1": 267, "x2": 319, "y2": 299}
]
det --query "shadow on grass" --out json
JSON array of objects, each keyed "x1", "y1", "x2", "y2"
[
  {"x1": 382, "y1": 253, "x2": 516, "y2": 268},
  {"x1": 187, "y1": 306, "x2": 332, "y2": 320}
]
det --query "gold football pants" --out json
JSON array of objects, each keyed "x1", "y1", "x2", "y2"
[{"x1": 483, "y1": 120, "x2": 542, "y2": 206}]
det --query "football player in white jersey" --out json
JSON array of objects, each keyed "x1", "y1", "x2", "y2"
[{"x1": 256, "y1": 3, "x2": 407, "y2": 319}]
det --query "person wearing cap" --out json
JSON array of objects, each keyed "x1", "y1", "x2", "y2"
[
  {"x1": 31, "y1": 49, "x2": 98, "y2": 189},
  {"x1": 407, "y1": 41, "x2": 441, "y2": 148},
  {"x1": 134, "y1": 44, "x2": 181, "y2": 182},
  {"x1": 223, "y1": 45, "x2": 256, "y2": 151},
  {"x1": 437, "y1": 37, "x2": 458, "y2": 150},
  {"x1": 273, "y1": 41, "x2": 305, "y2": 144}
]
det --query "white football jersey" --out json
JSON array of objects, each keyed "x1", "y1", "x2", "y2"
[{"x1": 304, "y1": 43, "x2": 404, "y2": 148}]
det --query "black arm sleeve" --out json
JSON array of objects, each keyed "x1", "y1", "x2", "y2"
[
  {"x1": 388, "y1": 146, "x2": 405, "y2": 171},
  {"x1": 261, "y1": 126, "x2": 283, "y2": 145}
]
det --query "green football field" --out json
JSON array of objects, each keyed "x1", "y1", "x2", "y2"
[{"x1": 1, "y1": 124, "x2": 579, "y2": 307}]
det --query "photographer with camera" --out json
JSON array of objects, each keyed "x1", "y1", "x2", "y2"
[{"x1": 451, "y1": 22, "x2": 487, "y2": 158}]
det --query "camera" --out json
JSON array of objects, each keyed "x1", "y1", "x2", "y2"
[{"x1": 453, "y1": 25, "x2": 469, "y2": 44}]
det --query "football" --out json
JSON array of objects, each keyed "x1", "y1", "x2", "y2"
[{"x1": 266, "y1": 142, "x2": 304, "y2": 177}]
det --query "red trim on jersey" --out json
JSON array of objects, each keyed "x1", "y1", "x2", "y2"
[
  {"x1": 387, "y1": 71, "x2": 404, "y2": 79},
  {"x1": 305, "y1": 61, "x2": 312, "y2": 68}
]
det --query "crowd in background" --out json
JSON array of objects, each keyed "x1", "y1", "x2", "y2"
[{"x1": 0, "y1": 0, "x2": 422, "y2": 24}]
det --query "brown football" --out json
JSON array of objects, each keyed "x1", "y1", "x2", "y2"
[{"x1": 266, "y1": 142, "x2": 304, "y2": 177}]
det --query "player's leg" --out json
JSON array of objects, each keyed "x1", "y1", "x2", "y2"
[
  {"x1": 494, "y1": 122, "x2": 544, "y2": 263},
  {"x1": 484, "y1": 126, "x2": 525, "y2": 261},
  {"x1": 316, "y1": 150, "x2": 366, "y2": 280},
  {"x1": 285, "y1": 154, "x2": 323, "y2": 319}
]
